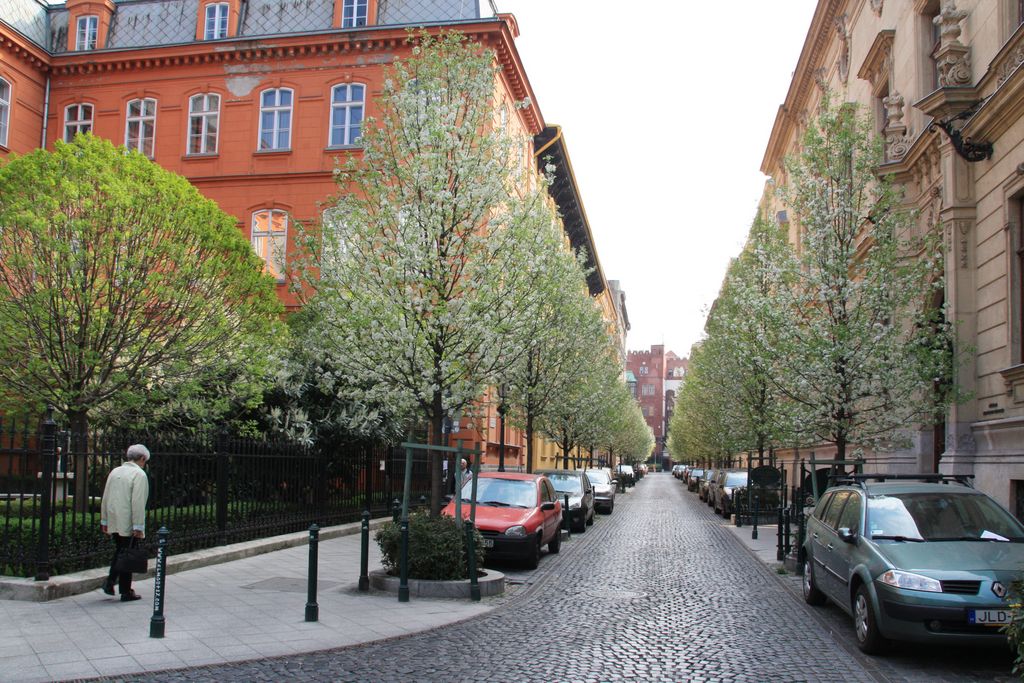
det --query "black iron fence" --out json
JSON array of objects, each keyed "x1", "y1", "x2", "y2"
[{"x1": 1, "y1": 411, "x2": 432, "y2": 579}]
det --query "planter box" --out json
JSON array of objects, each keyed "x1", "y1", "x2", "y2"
[{"x1": 368, "y1": 568, "x2": 505, "y2": 599}]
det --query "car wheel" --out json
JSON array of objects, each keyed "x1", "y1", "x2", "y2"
[
  {"x1": 802, "y1": 559, "x2": 826, "y2": 606},
  {"x1": 524, "y1": 534, "x2": 541, "y2": 569},
  {"x1": 573, "y1": 516, "x2": 585, "y2": 533},
  {"x1": 586, "y1": 508, "x2": 594, "y2": 526},
  {"x1": 606, "y1": 501, "x2": 614, "y2": 514},
  {"x1": 548, "y1": 529, "x2": 561, "y2": 554},
  {"x1": 853, "y1": 584, "x2": 887, "y2": 654}
]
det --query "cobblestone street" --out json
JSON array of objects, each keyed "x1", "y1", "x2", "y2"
[{"x1": 106, "y1": 472, "x2": 937, "y2": 683}]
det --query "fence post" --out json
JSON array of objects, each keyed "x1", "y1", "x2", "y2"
[
  {"x1": 34, "y1": 407, "x2": 56, "y2": 582},
  {"x1": 466, "y1": 520, "x2": 480, "y2": 602},
  {"x1": 776, "y1": 506, "x2": 784, "y2": 561},
  {"x1": 392, "y1": 498, "x2": 401, "y2": 523},
  {"x1": 305, "y1": 524, "x2": 319, "y2": 622},
  {"x1": 752, "y1": 496, "x2": 759, "y2": 541},
  {"x1": 149, "y1": 527, "x2": 169, "y2": 638},
  {"x1": 215, "y1": 428, "x2": 229, "y2": 545},
  {"x1": 358, "y1": 510, "x2": 370, "y2": 592}
]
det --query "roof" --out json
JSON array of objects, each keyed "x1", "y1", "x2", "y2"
[
  {"x1": 0, "y1": 0, "x2": 482, "y2": 53},
  {"x1": 477, "y1": 471, "x2": 540, "y2": 482}
]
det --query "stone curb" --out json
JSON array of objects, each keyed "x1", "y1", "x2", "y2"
[
  {"x1": 0, "y1": 516, "x2": 391, "y2": 602},
  {"x1": 368, "y1": 568, "x2": 506, "y2": 598}
]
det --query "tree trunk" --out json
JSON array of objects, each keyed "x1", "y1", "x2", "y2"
[
  {"x1": 430, "y1": 393, "x2": 444, "y2": 517},
  {"x1": 526, "y1": 412, "x2": 534, "y2": 474},
  {"x1": 69, "y1": 409, "x2": 89, "y2": 514}
]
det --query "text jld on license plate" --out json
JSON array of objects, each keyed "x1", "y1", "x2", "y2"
[{"x1": 969, "y1": 609, "x2": 1010, "y2": 625}]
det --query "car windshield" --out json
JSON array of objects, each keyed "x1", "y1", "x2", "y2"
[
  {"x1": 725, "y1": 472, "x2": 748, "y2": 487},
  {"x1": 461, "y1": 478, "x2": 536, "y2": 508},
  {"x1": 691, "y1": 469, "x2": 704, "y2": 477},
  {"x1": 867, "y1": 491, "x2": 1024, "y2": 542},
  {"x1": 547, "y1": 474, "x2": 582, "y2": 494},
  {"x1": 586, "y1": 470, "x2": 610, "y2": 485}
]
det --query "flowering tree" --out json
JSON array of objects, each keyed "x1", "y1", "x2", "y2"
[
  {"x1": 295, "y1": 32, "x2": 561, "y2": 513},
  {"x1": 767, "y1": 99, "x2": 953, "y2": 461}
]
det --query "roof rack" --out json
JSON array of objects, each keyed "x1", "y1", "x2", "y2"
[{"x1": 833, "y1": 473, "x2": 975, "y2": 489}]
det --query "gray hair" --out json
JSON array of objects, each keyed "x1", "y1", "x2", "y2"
[{"x1": 126, "y1": 444, "x2": 151, "y2": 462}]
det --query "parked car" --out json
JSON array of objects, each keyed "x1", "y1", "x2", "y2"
[
  {"x1": 585, "y1": 468, "x2": 616, "y2": 514},
  {"x1": 699, "y1": 468, "x2": 717, "y2": 502},
  {"x1": 801, "y1": 474, "x2": 1024, "y2": 654},
  {"x1": 672, "y1": 464, "x2": 685, "y2": 479},
  {"x1": 713, "y1": 470, "x2": 749, "y2": 518},
  {"x1": 443, "y1": 472, "x2": 562, "y2": 569},
  {"x1": 540, "y1": 469, "x2": 595, "y2": 532},
  {"x1": 687, "y1": 468, "x2": 705, "y2": 492},
  {"x1": 616, "y1": 464, "x2": 636, "y2": 487}
]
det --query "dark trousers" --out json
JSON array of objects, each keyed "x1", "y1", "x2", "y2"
[{"x1": 106, "y1": 534, "x2": 134, "y2": 595}]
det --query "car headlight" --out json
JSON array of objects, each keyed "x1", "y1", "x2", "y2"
[
  {"x1": 504, "y1": 525, "x2": 527, "y2": 538},
  {"x1": 879, "y1": 570, "x2": 942, "y2": 593}
]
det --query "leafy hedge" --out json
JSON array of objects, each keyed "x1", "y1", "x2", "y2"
[{"x1": 374, "y1": 512, "x2": 485, "y2": 581}]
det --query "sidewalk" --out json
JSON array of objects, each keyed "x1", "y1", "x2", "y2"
[{"x1": 0, "y1": 528, "x2": 494, "y2": 683}]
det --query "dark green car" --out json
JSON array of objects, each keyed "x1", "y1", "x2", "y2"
[{"x1": 801, "y1": 475, "x2": 1024, "y2": 653}]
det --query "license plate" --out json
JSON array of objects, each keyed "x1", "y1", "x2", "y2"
[
  {"x1": 969, "y1": 609, "x2": 1011, "y2": 626},
  {"x1": 479, "y1": 538, "x2": 494, "y2": 548}
]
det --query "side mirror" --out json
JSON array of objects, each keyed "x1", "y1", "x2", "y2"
[
  {"x1": 837, "y1": 527, "x2": 857, "y2": 544},
  {"x1": 444, "y1": 494, "x2": 455, "y2": 504},
  {"x1": 541, "y1": 501, "x2": 556, "y2": 511}
]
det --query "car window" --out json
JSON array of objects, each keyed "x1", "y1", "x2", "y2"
[
  {"x1": 822, "y1": 491, "x2": 851, "y2": 529},
  {"x1": 586, "y1": 470, "x2": 609, "y2": 485},
  {"x1": 837, "y1": 492, "x2": 862, "y2": 532},
  {"x1": 547, "y1": 473, "x2": 583, "y2": 494},
  {"x1": 868, "y1": 491, "x2": 1024, "y2": 541},
  {"x1": 813, "y1": 491, "x2": 835, "y2": 520},
  {"x1": 464, "y1": 478, "x2": 536, "y2": 508},
  {"x1": 542, "y1": 479, "x2": 556, "y2": 503},
  {"x1": 725, "y1": 472, "x2": 748, "y2": 487}
]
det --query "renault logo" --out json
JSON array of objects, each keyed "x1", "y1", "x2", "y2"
[{"x1": 993, "y1": 582, "x2": 1008, "y2": 598}]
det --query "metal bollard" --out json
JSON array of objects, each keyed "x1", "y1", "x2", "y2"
[
  {"x1": 398, "y1": 514, "x2": 410, "y2": 603},
  {"x1": 784, "y1": 507, "x2": 792, "y2": 556},
  {"x1": 149, "y1": 527, "x2": 169, "y2": 638},
  {"x1": 563, "y1": 494, "x2": 571, "y2": 538},
  {"x1": 358, "y1": 510, "x2": 370, "y2": 592},
  {"x1": 305, "y1": 524, "x2": 319, "y2": 622},
  {"x1": 392, "y1": 498, "x2": 401, "y2": 523},
  {"x1": 752, "y1": 497, "x2": 760, "y2": 541},
  {"x1": 466, "y1": 521, "x2": 480, "y2": 602},
  {"x1": 777, "y1": 507, "x2": 785, "y2": 561}
]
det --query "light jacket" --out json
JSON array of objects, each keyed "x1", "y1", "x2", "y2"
[{"x1": 100, "y1": 461, "x2": 149, "y2": 536}]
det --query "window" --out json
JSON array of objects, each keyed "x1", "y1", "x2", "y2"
[
  {"x1": 822, "y1": 491, "x2": 851, "y2": 529},
  {"x1": 329, "y1": 83, "x2": 364, "y2": 147},
  {"x1": 837, "y1": 493, "x2": 862, "y2": 532},
  {"x1": 252, "y1": 209, "x2": 287, "y2": 281},
  {"x1": 258, "y1": 88, "x2": 292, "y2": 151},
  {"x1": 187, "y1": 93, "x2": 220, "y2": 155},
  {"x1": 638, "y1": 366, "x2": 649, "y2": 375},
  {"x1": 125, "y1": 98, "x2": 156, "y2": 157},
  {"x1": 76, "y1": 15, "x2": 98, "y2": 51},
  {"x1": 204, "y1": 3, "x2": 229, "y2": 39},
  {"x1": 64, "y1": 104, "x2": 94, "y2": 141},
  {"x1": 0, "y1": 78, "x2": 9, "y2": 148},
  {"x1": 341, "y1": 0, "x2": 367, "y2": 28},
  {"x1": 641, "y1": 384, "x2": 655, "y2": 396}
]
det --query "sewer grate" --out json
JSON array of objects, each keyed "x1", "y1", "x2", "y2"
[{"x1": 242, "y1": 577, "x2": 340, "y2": 593}]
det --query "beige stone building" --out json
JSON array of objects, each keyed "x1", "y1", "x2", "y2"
[{"x1": 759, "y1": 0, "x2": 1024, "y2": 515}]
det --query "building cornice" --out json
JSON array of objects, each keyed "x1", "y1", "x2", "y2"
[
  {"x1": 0, "y1": 21, "x2": 51, "y2": 70},
  {"x1": 760, "y1": 0, "x2": 845, "y2": 175}
]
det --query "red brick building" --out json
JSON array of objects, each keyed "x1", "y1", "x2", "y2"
[{"x1": 626, "y1": 344, "x2": 687, "y2": 461}]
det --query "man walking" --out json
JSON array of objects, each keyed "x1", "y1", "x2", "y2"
[{"x1": 100, "y1": 444, "x2": 150, "y2": 601}]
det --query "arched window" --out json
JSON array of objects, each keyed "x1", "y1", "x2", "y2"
[
  {"x1": 258, "y1": 88, "x2": 292, "y2": 151},
  {"x1": 329, "y1": 83, "x2": 364, "y2": 147},
  {"x1": 64, "y1": 103, "x2": 94, "y2": 141},
  {"x1": 125, "y1": 97, "x2": 157, "y2": 157},
  {"x1": 0, "y1": 78, "x2": 10, "y2": 148},
  {"x1": 251, "y1": 209, "x2": 288, "y2": 281},
  {"x1": 188, "y1": 93, "x2": 220, "y2": 154}
]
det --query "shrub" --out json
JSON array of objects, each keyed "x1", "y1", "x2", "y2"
[
  {"x1": 374, "y1": 511, "x2": 486, "y2": 581},
  {"x1": 1003, "y1": 578, "x2": 1024, "y2": 675}
]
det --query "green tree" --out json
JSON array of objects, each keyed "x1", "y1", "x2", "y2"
[
  {"x1": 294, "y1": 32, "x2": 562, "y2": 513},
  {"x1": 0, "y1": 134, "x2": 284, "y2": 496}
]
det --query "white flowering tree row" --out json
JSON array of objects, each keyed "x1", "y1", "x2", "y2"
[
  {"x1": 669, "y1": 99, "x2": 958, "y2": 468},
  {"x1": 285, "y1": 32, "x2": 640, "y2": 513}
]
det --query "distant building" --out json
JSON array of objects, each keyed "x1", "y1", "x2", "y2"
[{"x1": 626, "y1": 344, "x2": 686, "y2": 460}]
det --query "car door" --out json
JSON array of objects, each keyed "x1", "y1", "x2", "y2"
[
  {"x1": 581, "y1": 473, "x2": 594, "y2": 516},
  {"x1": 540, "y1": 478, "x2": 559, "y2": 542},
  {"x1": 808, "y1": 491, "x2": 845, "y2": 597},
  {"x1": 816, "y1": 490, "x2": 851, "y2": 600},
  {"x1": 825, "y1": 491, "x2": 863, "y2": 603}
]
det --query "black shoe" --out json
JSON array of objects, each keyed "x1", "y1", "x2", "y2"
[
  {"x1": 101, "y1": 581, "x2": 115, "y2": 596},
  {"x1": 120, "y1": 591, "x2": 142, "y2": 602}
]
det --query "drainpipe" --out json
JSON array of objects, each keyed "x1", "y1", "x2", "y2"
[{"x1": 40, "y1": 74, "x2": 51, "y2": 148}]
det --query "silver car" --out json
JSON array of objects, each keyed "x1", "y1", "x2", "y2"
[{"x1": 585, "y1": 468, "x2": 616, "y2": 514}]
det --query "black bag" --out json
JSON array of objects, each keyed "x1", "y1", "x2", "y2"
[{"x1": 114, "y1": 538, "x2": 148, "y2": 574}]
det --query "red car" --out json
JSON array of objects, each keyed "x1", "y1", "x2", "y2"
[{"x1": 443, "y1": 472, "x2": 562, "y2": 569}]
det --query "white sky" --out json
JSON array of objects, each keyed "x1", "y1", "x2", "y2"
[{"x1": 495, "y1": 0, "x2": 818, "y2": 358}]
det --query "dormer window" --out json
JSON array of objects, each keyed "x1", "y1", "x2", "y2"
[
  {"x1": 76, "y1": 15, "x2": 98, "y2": 51},
  {"x1": 342, "y1": 0, "x2": 367, "y2": 27},
  {"x1": 204, "y1": 3, "x2": 229, "y2": 40}
]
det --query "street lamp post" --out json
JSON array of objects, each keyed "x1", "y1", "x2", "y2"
[{"x1": 497, "y1": 383, "x2": 508, "y2": 472}]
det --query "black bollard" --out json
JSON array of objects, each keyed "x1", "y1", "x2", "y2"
[
  {"x1": 466, "y1": 521, "x2": 480, "y2": 602},
  {"x1": 392, "y1": 498, "x2": 401, "y2": 523},
  {"x1": 398, "y1": 514, "x2": 410, "y2": 603},
  {"x1": 784, "y1": 507, "x2": 792, "y2": 556},
  {"x1": 149, "y1": 527, "x2": 169, "y2": 638},
  {"x1": 563, "y1": 494, "x2": 571, "y2": 538},
  {"x1": 358, "y1": 510, "x2": 370, "y2": 592},
  {"x1": 305, "y1": 524, "x2": 319, "y2": 622},
  {"x1": 777, "y1": 507, "x2": 785, "y2": 561},
  {"x1": 752, "y1": 497, "x2": 760, "y2": 541}
]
